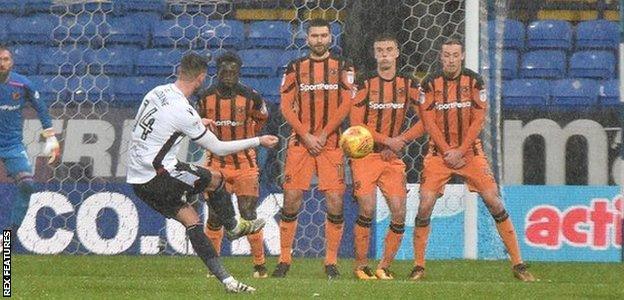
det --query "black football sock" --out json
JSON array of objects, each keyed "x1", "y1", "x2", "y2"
[
  {"x1": 187, "y1": 224, "x2": 230, "y2": 281},
  {"x1": 206, "y1": 182, "x2": 237, "y2": 231}
]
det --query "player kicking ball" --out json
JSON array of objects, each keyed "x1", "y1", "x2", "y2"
[
  {"x1": 198, "y1": 52, "x2": 270, "y2": 279},
  {"x1": 411, "y1": 38, "x2": 535, "y2": 282},
  {"x1": 349, "y1": 34, "x2": 425, "y2": 280},
  {"x1": 126, "y1": 53, "x2": 278, "y2": 293}
]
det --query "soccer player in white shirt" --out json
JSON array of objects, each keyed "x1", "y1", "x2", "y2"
[{"x1": 126, "y1": 53, "x2": 278, "y2": 293}]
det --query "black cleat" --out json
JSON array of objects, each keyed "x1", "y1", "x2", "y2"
[
  {"x1": 408, "y1": 265, "x2": 425, "y2": 281},
  {"x1": 272, "y1": 262, "x2": 290, "y2": 278},
  {"x1": 512, "y1": 263, "x2": 536, "y2": 282},
  {"x1": 325, "y1": 264, "x2": 340, "y2": 280}
]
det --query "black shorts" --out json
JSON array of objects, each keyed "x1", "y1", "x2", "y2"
[{"x1": 132, "y1": 162, "x2": 212, "y2": 218}]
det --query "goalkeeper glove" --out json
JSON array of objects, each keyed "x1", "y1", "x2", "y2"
[{"x1": 42, "y1": 128, "x2": 60, "y2": 165}]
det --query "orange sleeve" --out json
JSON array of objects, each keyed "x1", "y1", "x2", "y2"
[
  {"x1": 419, "y1": 80, "x2": 452, "y2": 153},
  {"x1": 280, "y1": 63, "x2": 308, "y2": 137},
  {"x1": 458, "y1": 81, "x2": 487, "y2": 154},
  {"x1": 321, "y1": 61, "x2": 355, "y2": 135}
]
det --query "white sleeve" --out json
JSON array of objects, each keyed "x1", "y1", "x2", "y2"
[
  {"x1": 192, "y1": 128, "x2": 260, "y2": 156},
  {"x1": 174, "y1": 105, "x2": 260, "y2": 156}
]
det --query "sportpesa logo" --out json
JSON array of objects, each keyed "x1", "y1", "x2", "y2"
[
  {"x1": 435, "y1": 101, "x2": 472, "y2": 110},
  {"x1": 214, "y1": 120, "x2": 243, "y2": 127},
  {"x1": 368, "y1": 102, "x2": 405, "y2": 110},
  {"x1": 299, "y1": 83, "x2": 339, "y2": 92}
]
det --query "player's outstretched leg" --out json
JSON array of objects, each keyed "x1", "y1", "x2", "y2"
[
  {"x1": 176, "y1": 205, "x2": 256, "y2": 293},
  {"x1": 272, "y1": 189, "x2": 303, "y2": 278},
  {"x1": 204, "y1": 170, "x2": 265, "y2": 240},
  {"x1": 238, "y1": 195, "x2": 268, "y2": 279},
  {"x1": 353, "y1": 194, "x2": 376, "y2": 280},
  {"x1": 409, "y1": 190, "x2": 437, "y2": 281},
  {"x1": 11, "y1": 173, "x2": 35, "y2": 229},
  {"x1": 480, "y1": 189, "x2": 536, "y2": 282},
  {"x1": 324, "y1": 191, "x2": 344, "y2": 280},
  {"x1": 376, "y1": 196, "x2": 406, "y2": 280}
]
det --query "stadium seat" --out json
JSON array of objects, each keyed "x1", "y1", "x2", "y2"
[
  {"x1": 502, "y1": 79, "x2": 550, "y2": 107},
  {"x1": 0, "y1": 15, "x2": 15, "y2": 43},
  {"x1": 241, "y1": 77, "x2": 281, "y2": 103},
  {"x1": 135, "y1": 49, "x2": 183, "y2": 76},
  {"x1": 152, "y1": 16, "x2": 210, "y2": 49},
  {"x1": 278, "y1": 49, "x2": 308, "y2": 75},
  {"x1": 247, "y1": 21, "x2": 292, "y2": 48},
  {"x1": 551, "y1": 79, "x2": 600, "y2": 106},
  {"x1": 519, "y1": 50, "x2": 566, "y2": 79},
  {"x1": 487, "y1": 19, "x2": 525, "y2": 50},
  {"x1": 526, "y1": 20, "x2": 572, "y2": 50},
  {"x1": 8, "y1": 14, "x2": 56, "y2": 44},
  {"x1": 0, "y1": 1, "x2": 23, "y2": 16},
  {"x1": 86, "y1": 47, "x2": 137, "y2": 76},
  {"x1": 39, "y1": 46, "x2": 90, "y2": 75},
  {"x1": 239, "y1": 49, "x2": 282, "y2": 77},
  {"x1": 569, "y1": 51, "x2": 615, "y2": 79},
  {"x1": 484, "y1": 50, "x2": 519, "y2": 79},
  {"x1": 599, "y1": 79, "x2": 618, "y2": 106},
  {"x1": 53, "y1": 14, "x2": 108, "y2": 46},
  {"x1": 108, "y1": 15, "x2": 156, "y2": 47},
  {"x1": 113, "y1": 76, "x2": 165, "y2": 105},
  {"x1": 30, "y1": 75, "x2": 66, "y2": 101},
  {"x1": 112, "y1": 0, "x2": 166, "y2": 15},
  {"x1": 575, "y1": 20, "x2": 618, "y2": 50},
  {"x1": 168, "y1": 2, "x2": 222, "y2": 15},
  {"x1": 198, "y1": 20, "x2": 245, "y2": 50},
  {"x1": 10, "y1": 45, "x2": 41, "y2": 75},
  {"x1": 63, "y1": 75, "x2": 113, "y2": 103},
  {"x1": 23, "y1": 0, "x2": 54, "y2": 14}
]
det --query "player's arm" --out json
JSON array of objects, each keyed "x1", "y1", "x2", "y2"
[
  {"x1": 27, "y1": 82, "x2": 60, "y2": 164},
  {"x1": 457, "y1": 79, "x2": 487, "y2": 155},
  {"x1": 249, "y1": 92, "x2": 269, "y2": 133},
  {"x1": 419, "y1": 80, "x2": 452, "y2": 153},
  {"x1": 320, "y1": 61, "x2": 354, "y2": 138},
  {"x1": 398, "y1": 79, "x2": 425, "y2": 142},
  {"x1": 179, "y1": 106, "x2": 276, "y2": 155},
  {"x1": 280, "y1": 62, "x2": 307, "y2": 138}
]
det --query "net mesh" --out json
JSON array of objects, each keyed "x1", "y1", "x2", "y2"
[{"x1": 12, "y1": 0, "x2": 507, "y2": 258}]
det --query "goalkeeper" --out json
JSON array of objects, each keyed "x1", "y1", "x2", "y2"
[{"x1": 0, "y1": 45, "x2": 60, "y2": 230}]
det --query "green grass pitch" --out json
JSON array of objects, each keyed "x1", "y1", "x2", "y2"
[{"x1": 12, "y1": 255, "x2": 624, "y2": 299}]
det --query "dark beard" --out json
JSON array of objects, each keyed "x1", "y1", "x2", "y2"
[{"x1": 0, "y1": 71, "x2": 8, "y2": 83}]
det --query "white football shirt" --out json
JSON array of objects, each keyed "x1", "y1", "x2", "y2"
[{"x1": 126, "y1": 83, "x2": 208, "y2": 184}]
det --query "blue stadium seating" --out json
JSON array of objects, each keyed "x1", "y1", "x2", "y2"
[
  {"x1": 278, "y1": 49, "x2": 308, "y2": 75},
  {"x1": 108, "y1": 15, "x2": 157, "y2": 47},
  {"x1": 247, "y1": 21, "x2": 291, "y2": 48},
  {"x1": 64, "y1": 75, "x2": 113, "y2": 103},
  {"x1": 135, "y1": 49, "x2": 183, "y2": 76},
  {"x1": 526, "y1": 20, "x2": 572, "y2": 50},
  {"x1": 239, "y1": 49, "x2": 282, "y2": 77},
  {"x1": 10, "y1": 45, "x2": 41, "y2": 75},
  {"x1": 520, "y1": 50, "x2": 566, "y2": 79},
  {"x1": 113, "y1": 76, "x2": 165, "y2": 104},
  {"x1": 241, "y1": 77, "x2": 281, "y2": 103},
  {"x1": 152, "y1": 20, "x2": 190, "y2": 48},
  {"x1": 502, "y1": 79, "x2": 550, "y2": 107},
  {"x1": 168, "y1": 2, "x2": 223, "y2": 15},
  {"x1": 39, "y1": 46, "x2": 90, "y2": 75},
  {"x1": 30, "y1": 75, "x2": 66, "y2": 101},
  {"x1": 23, "y1": 0, "x2": 54, "y2": 14},
  {"x1": 600, "y1": 79, "x2": 619, "y2": 106},
  {"x1": 112, "y1": 0, "x2": 166, "y2": 15},
  {"x1": 551, "y1": 79, "x2": 600, "y2": 106},
  {"x1": 484, "y1": 50, "x2": 519, "y2": 79},
  {"x1": 0, "y1": 1, "x2": 23, "y2": 15},
  {"x1": 0, "y1": 15, "x2": 14, "y2": 43},
  {"x1": 488, "y1": 19, "x2": 525, "y2": 50},
  {"x1": 53, "y1": 14, "x2": 108, "y2": 46},
  {"x1": 8, "y1": 14, "x2": 56, "y2": 44},
  {"x1": 575, "y1": 20, "x2": 618, "y2": 50},
  {"x1": 569, "y1": 51, "x2": 615, "y2": 79},
  {"x1": 86, "y1": 47, "x2": 137, "y2": 76},
  {"x1": 199, "y1": 20, "x2": 245, "y2": 50}
]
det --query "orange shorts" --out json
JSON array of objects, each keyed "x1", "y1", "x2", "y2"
[
  {"x1": 283, "y1": 146, "x2": 345, "y2": 192},
  {"x1": 420, "y1": 154, "x2": 497, "y2": 195},
  {"x1": 212, "y1": 165, "x2": 259, "y2": 197},
  {"x1": 350, "y1": 153, "x2": 407, "y2": 198}
]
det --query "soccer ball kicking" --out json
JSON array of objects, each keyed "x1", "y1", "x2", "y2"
[{"x1": 339, "y1": 126, "x2": 374, "y2": 159}]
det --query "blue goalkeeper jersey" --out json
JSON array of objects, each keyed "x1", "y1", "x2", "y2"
[{"x1": 0, "y1": 71, "x2": 52, "y2": 155}]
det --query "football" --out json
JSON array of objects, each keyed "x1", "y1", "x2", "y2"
[{"x1": 339, "y1": 125, "x2": 374, "y2": 159}]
